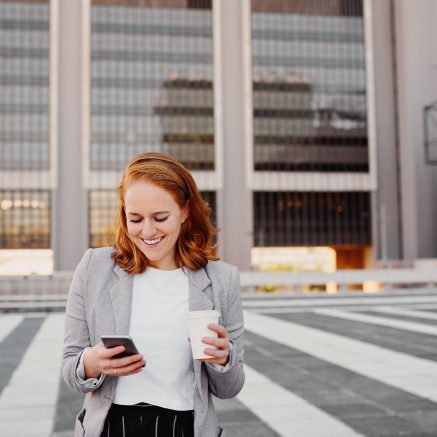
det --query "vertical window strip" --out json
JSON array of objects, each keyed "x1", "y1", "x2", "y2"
[
  {"x1": 0, "y1": 0, "x2": 50, "y2": 171},
  {"x1": 251, "y1": 0, "x2": 368, "y2": 173},
  {"x1": 89, "y1": 1, "x2": 215, "y2": 172}
]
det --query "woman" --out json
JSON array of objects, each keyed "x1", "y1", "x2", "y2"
[{"x1": 61, "y1": 153, "x2": 245, "y2": 437}]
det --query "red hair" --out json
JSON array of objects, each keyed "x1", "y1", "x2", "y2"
[{"x1": 111, "y1": 153, "x2": 219, "y2": 274}]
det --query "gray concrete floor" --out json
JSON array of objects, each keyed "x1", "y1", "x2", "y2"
[{"x1": 1, "y1": 290, "x2": 437, "y2": 436}]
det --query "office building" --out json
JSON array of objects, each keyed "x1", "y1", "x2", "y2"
[{"x1": 0, "y1": 0, "x2": 436, "y2": 272}]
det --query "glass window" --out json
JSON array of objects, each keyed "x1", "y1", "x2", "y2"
[
  {"x1": 90, "y1": 0, "x2": 214, "y2": 171},
  {"x1": 254, "y1": 191, "x2": 371, "y2": 246},
  {"x1": 0, "y1": 0, "x2": 50, "y2": 171},
  {"x1": 251, "y1": 0, "x2": 368, "y2": 172},
  {"x1": 89, "y1": 190, "x2": 118, "y2": 248},
  {"x1": 0, "y1": 190, "x2": 51, "y2": 248}
]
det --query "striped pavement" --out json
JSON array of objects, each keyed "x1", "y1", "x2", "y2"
[{"x1": 0, "y1": 291, "x2": 437, "y2": 436}]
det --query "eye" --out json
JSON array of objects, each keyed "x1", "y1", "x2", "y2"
[
  {"x1": 155, "y1": 217, "x2": 168, "y2": 223},
  {"x1": 129, "y1": 219, "x2": 142, "y2": 223}
]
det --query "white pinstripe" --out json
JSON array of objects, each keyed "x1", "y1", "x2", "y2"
[
  {"x1": 173, "y1": 415, "x2": 177, "y2": 437},
  {"x1": 107, "y1": 418, "x2": 110, "y2": 437},
  {"x1": 155, "y1": 416, "x2": 159, "y2": 437},
  {"x1": 122, "y1": 415, "x2": 125, "y2": 437}
]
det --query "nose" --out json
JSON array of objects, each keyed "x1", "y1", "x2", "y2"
[{"x1": 140, "y1": 219, "x2": 157, "y2": 238}]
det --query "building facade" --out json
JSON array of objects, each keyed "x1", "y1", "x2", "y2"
[{"x1": 0, "y1": 0, "x2": 436, "y2": 272}]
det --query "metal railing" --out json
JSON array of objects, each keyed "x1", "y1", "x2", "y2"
[
  {"x1": 0, "y1": 268, "x2": 436, "y2": 310},
  {"x1": 0, "y1": 272, "x2": 73, "y2": 309},
  {"x1": 0, "y1": 269, "x2": 437, "y2": 311},
  {"x1": 240, "y1": 269, "x2": 437, "y2": 291}
]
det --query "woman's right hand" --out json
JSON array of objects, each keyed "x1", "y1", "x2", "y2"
[{"x1": 83, "y1": 342, "x2": 146, "y2": 379}]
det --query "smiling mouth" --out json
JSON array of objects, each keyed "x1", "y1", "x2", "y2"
[{"x1": 140, "y1": 236, "x2": 165, "y2": 246}]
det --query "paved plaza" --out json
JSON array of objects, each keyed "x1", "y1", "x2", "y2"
[{"x1": 1, "y1": 290, "x2": 437, "y2": 436}]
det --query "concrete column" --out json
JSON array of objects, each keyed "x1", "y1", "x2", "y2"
[
  {"x1": 371, "y1": 0, "x2": 401, "y2": 262},
  {"x1": 394, "y1": 0, "x2": 437, "y2": 260},
  {"x1": 52, "y1": 0, "x2": 88, "y2": 270},
  {"x1": 216, "y1": 0, "x2": 253, "y2": 270}
]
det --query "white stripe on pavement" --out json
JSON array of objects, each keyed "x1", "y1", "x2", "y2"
[
  {"x1": 0, "y1": 313, "x2": 65, "y2": 437},
  {"x1": 0, "y1": 314, "x2": 24, "y2": 344},
  {"x1": 242, "y1": 295, "x2": 437, "y2": 308},
  {"x1": 374, "y1": 306, "x2": 437, "y2": 321},
  {"x1": 238, "y1": 364, "x2": 364, "y2": 437},
  {"x1": 314, "y1": 308, "x2": 437, "y2": 336},
  {"x1": 244, "y1": 310, "x2": 437, "y2": 403},
  {"x1": 384, "y1": 303, "x2": 437, "y2": 311}
]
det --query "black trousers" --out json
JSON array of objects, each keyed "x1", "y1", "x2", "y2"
[{"x1": 100, "y1": 403, "x2": 195, "y2": 437}]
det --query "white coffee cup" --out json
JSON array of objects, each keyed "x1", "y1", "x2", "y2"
[{"x1": 186, "y1": 310, "x2": 221, "y2": 359}]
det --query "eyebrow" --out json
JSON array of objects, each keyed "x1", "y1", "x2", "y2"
[{"x1": 127, "y1": 211, "x2": 170, "y2": 216}]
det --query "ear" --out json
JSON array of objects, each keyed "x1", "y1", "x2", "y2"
[{"x1": 181, "y1": 200, "x2": 190, "y2": 224}]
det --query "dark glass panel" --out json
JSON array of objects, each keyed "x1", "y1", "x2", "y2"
[
  {"x1": 187, "y1": 0, "x2": 211, "y2": 9},
  {"x1": 92, "y1": 0, "x2": 212, "y2": 7},
  {"x1": 254, "y1": 191, "x2": 371, "y2": 246},
  {"x1": 252, "y1": 0, "x2": 363, "y2": 17}
]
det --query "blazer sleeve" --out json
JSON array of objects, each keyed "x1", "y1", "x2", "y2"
[
  {"x1": 205, "y1": 265, "x2": 245, "y2": 399},
  {"x1": 61, "y1": 248, "x2": 106, "y2": 393}
]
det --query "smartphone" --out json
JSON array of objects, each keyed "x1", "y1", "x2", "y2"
[{"x1": 101, "y1": 335, "x2": 145, "y2": 367}]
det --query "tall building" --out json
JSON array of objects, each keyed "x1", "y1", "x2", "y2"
[
  {"x1": 0, "y1": 0, "x2": 53, "y2": 250},
  {"x1": 0, "y1": 0, "x2": 436, "y2": 272}
]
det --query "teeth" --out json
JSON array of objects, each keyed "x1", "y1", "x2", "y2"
[{"x1": 142, "y1": 236, "x2": 163, "y2": 245}]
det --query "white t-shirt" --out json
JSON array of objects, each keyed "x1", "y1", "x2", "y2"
[{"x1": 113, "y1": 266, "x2": 194, "y2": 410}]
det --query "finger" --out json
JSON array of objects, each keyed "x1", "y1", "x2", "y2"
[
  {"x1": 207, "y1": 324, "x2": 229, "y2": 338},
  {"x1": 100, "y1": 345, "x2": 125, "y2": 358},
  {"x1": 110, "y1": 353, "x2": 144, "y2": 369},
  {"x1": 109, "y1": 359, "x2": 146, "y2": 376},
  {"x1": 202, "y1": 337, "x2": 229, "y2": 348},
  {"x1": 203, "y1": 348, "x2": 228, "y2": 359},
  {"x1": 119, "y1": 367, "x2": 143, "y2": 377}
]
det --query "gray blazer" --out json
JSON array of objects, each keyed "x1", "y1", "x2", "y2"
[{"x1": 61, "y1": 247, "x2": 245, "y2": 437}]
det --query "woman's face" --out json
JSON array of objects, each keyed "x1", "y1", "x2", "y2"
[{"x1": 124, "y1": 182, "x2": 188, "y2": 270}]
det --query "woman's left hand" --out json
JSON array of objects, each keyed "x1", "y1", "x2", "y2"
[{"x1": 198, "y1": 324, "x2": 230, "y2": 366}]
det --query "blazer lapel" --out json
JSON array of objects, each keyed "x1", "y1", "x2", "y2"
[
  {"x1": 186, "y1": 267, "x2": 214, "y2": 405},
  {"x1": 187, "y1": 267, "x2": 214, "y2": 312},
  {"x1": 109, "y1": 264, "x2": 134, "y2": 335}
]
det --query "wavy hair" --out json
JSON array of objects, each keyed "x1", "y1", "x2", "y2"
[{"x1": 111, "y1": 153, "x2": 219, "y2": 274}]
